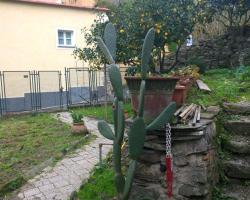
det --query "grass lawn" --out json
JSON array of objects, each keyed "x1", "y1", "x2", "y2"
[
  {"x1": 71, "y1": 102, "x2": 133, "y2": 124},
  {"x1": 187, "y1": 68, "x2": 250, "y2": 106},
  {"x1": 0, "y1": 113, "x2": 94, "y2": 197},
  {"x1": 77, "y1": 164, "x2": 116, "y2": 200}
]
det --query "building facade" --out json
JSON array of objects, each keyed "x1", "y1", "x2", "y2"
[
  {"x1": 0, "y1": 0, "x2": 108, "y2": 112},
  {"x1": 0, "y1": 0, "x2": 107, "y2": 71}
]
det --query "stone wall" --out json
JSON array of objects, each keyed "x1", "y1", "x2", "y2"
[
  {"x1": 166, "y1": 26, "x2": 250, "y2": 69},
  {"x1": 128, "y1": 108, "x2": 219, "y2": 200}
]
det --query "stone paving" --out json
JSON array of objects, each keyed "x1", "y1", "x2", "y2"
[{"x1": 14, "y1": 113, "x2": 113, "y2": 200}]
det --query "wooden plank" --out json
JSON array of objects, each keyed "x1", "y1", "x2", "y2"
[
  {"x1": 179, "y1": 104, "x2": 194, "y2": 118},
  {"x1": 192, "y1": 107, "x2": 199, "y2": 126},
  {"x1": 196, "y1": 80, "x2": 211, "y2": 91},
  {"x1": 183, "y1": 105, "x2": 197, "y2": 120},
  {"x1": 174, "y1": 105, "x2": 185, "y2": 116},
  {"x1": 197, "y1": 106, "x2": 201, "y2": 122}
]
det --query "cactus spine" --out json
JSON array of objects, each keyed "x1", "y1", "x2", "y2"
[{"x1": 97, "y1": 23, "x2": 176, "y2": 200}]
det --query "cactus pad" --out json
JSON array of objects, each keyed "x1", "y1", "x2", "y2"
[
  {"x1": 122, "y1": 160, "x2": 137, "y2": 200},
  {"x1": 104, "y1": 22, "x2": 117, "y2": 60},
  {"x1": 117, "y1": 101, "x2": 125, "y2": 144},
  {"x1": 146, "y1": 102, "x2": 176, "y2": 131},
  {"x1": 98, "y1": 120, "x2": 115, "y2": 140},
  {"x1": 128, "y1": 117, "x2": 146, "y2": 160},
  {"x1": 113, "y1": 97, "x2": 118, "y2": 135},
  {"x1": 138, "y1": 80, "x2": 146, "y2": 117},
  {"x1": 97, "y1": 37, "x2": 115, "y2": 64},
  {"x1": 141, "y1": 28, "x2": 155, "y2": 79},
  {"x1": 108, "y1": 64, "x2": 124, "y2": 101},
  {"x1": 115, "y1": 173, "x2": 125, "y2": 194}
]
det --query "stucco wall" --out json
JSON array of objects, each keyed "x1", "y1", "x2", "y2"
[{"x1": 0, "y1": 1, "x2": 100, "y2": 71}]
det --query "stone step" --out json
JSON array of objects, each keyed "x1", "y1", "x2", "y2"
[
  {"x1": 223, "y1": 155, "x2": 250, "y2": 179},
  {"x1": 224, "y1": 116, "x2": 250, "y2": 136},
  {"x1": 223, "y1": 102, "x2": 250, "y2": 115},
  {"x1": 222, "y1": 183, "x2": 250, "y2": 200},
  {"x1": 225, "y1": 135, "x2": 250, "y2": 154}
]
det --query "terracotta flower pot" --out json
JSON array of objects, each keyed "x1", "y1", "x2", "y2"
[
  {"x1": 172, "y1": 85, "x2": 188, "y2": 107},
  {"x1": 71, "y1": 122, "x2": 88, "y2": 135},
  {"x1": 175, "y1": 76, "x2": 194, "y2": 91},
  {"x1": 125, "y1": 76, "x2": 179, "y2": 123}
]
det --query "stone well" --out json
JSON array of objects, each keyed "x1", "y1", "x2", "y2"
[{"x1": 127, "y1": 112, "x2": 219, "y2": 200}]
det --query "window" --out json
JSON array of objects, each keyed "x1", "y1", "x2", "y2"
[{"x1": 57, "y1": 30, "x2": 75, "y2": 48}]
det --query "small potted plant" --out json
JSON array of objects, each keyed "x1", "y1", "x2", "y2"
[
  {"x1": 71, "y1": 111, "x2": 88, "y2": 135},
  {"x1": 171, "y1": 65, "x2": 200, "y2": 88}
]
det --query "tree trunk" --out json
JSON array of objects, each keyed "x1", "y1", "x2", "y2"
[{"x1": 164, "y1": 45, "x2": 181, "y2": 73}]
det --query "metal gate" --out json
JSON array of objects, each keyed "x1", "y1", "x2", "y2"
[
  {"x1": 65, "y1": 67, "x2": 105, "y2": 106},
  {"x1": 3, "y1": 71, "x2": 32, "y2": 113},
  {"x1": 0, "y1": 70, "x2": 63, "y2": 116}
]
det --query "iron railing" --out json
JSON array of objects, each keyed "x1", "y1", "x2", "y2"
[{"x1": 0, "y1": 66, "x2": 130, "y2": 117}]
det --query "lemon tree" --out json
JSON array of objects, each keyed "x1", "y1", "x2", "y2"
[{"x1": 74, "y1": 0, "x2": 207, "y2": 72}]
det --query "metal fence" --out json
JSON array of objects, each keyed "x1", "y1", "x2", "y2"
[
  {"x1": 0, "y1": 67, "x2": 122, "y2": 117},
  {"x1": 0, "y1": 66, "x2": 130, "y2": 117},
  {"x1": 0, "y1": 71, "x2": 6, "y2": 116}
]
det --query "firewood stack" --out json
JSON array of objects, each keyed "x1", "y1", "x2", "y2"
[{"x1": 174, "y1": 104, "x2": 202, "y2": 126}]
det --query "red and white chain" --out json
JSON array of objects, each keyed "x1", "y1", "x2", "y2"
[
  {"x1": 166, "y1": 123, "x2": 173, "y2": 199},
  {"x1": 165, "y1": 123, "x2": 172, "y2": 157}
]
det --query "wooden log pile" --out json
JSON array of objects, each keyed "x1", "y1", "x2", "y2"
[{"x1": 174, "y1": 104, "x2": 201, "y2": 126}]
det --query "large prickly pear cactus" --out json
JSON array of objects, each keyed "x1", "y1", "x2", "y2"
[{"x1": 97, "y1": 23, "x2": 176, "y2": 200}]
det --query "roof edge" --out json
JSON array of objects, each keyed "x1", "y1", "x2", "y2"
[{"x1": 13, "y1": 0, "x2": 109, "y2": 12}]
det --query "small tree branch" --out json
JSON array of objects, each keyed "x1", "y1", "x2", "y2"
[
  {"x1": 160, "y1": 47, "x2": 165, "y2": 72},
  {"x1": 165, "y1": 44, "x2": 181, "y2": 73}
]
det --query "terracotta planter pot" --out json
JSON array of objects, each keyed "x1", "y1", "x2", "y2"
[
  {"x1": 172, "y1": 85, "x2": 188, "y2": 107},
  {"x1": 125, "y1": 76, "x2": 179, "y2": 123},
  {"x1": 71, "y1": 122, "x2": 88, "y2": 135},
  {"x1": 174, "y1": 76, "x2": 194, "y2": 91}
]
